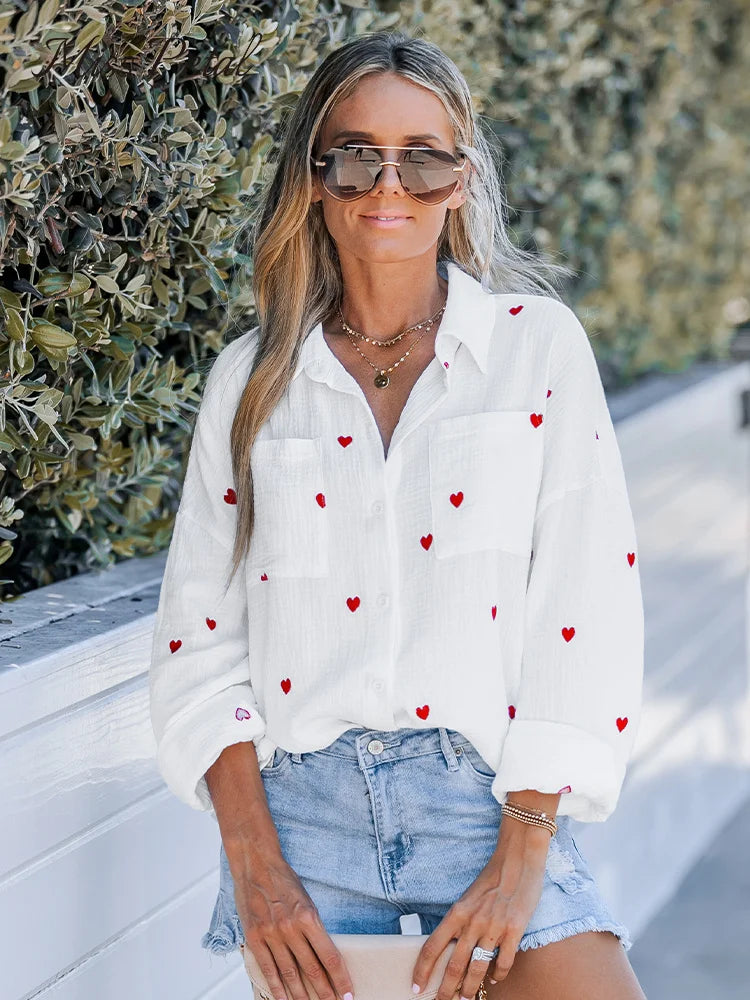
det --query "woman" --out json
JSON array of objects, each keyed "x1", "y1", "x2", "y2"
[{"x1": 149, "y1": 30, "x2": 646, "y2": 1000}]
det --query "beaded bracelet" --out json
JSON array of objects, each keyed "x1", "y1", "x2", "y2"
[{"x1": 502, "y1": 799, "x2": 557, "y2": 836}]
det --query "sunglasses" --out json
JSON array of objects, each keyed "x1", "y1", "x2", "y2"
[{"x1": 310, "y1": 144, "x2": 467, "y2": 206}]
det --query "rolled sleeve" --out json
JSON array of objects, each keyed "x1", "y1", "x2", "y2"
[
  {"x1": 492, "y1": 302, "x2": 645, "y2": 823},
  {"x1": 148, "y1": 329, "x2": 275, "y2": 812}
]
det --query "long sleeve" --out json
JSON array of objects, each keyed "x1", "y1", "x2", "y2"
[
  {"x1": 492, "y1": 301, "x2": 645, "y2": 823},
  {"x1": 148, "y1": 329, "x2": 275, "y2": 813}
]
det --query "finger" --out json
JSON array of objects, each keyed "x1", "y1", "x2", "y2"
[
  {"x1": 436, "y1": 934, "x2": 479, "y2": 1000},
  {"x1": 303, "y1": 921, "x2": 356, "y2": 1000},
  {"x1": 487, "y1": 927, "x2": 521, "y2": 984},
  {"x1": 245, "y1": 937, "x2": 291, "y2": 1000},
  {"x1": 268, "y1": 934, "x2": 322, "y2": 1000},
  {"x1": 458, "y1": 938, "x2": 498, "y2": 1000},
  {"x1": 411, "y1": 914, "x2": 462, "y2": 995}
]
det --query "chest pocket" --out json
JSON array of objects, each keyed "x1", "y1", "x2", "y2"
[
  {"x1": 428, "y1": 410, "x2": 543, "y2": 560},
  {"x1": 249, "y1": 437, "x2": 329, "y2": 578}
]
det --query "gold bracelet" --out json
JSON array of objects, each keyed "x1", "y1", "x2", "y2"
[{"x1": 501, "y1": 800, "x2": 557, "y2": 836}]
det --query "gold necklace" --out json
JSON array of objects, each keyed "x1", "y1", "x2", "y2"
[{"x1": 337, "y1": 301, "x2": 446, "y2": 388}]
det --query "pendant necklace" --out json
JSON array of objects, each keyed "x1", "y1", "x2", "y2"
[{"x1": 337, "y1": 300, "x2": 447, "y2": 389}]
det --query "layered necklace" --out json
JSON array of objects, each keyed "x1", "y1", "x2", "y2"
[{"x1": 337, "y1": 298, "x2": 447, "y2": 389}]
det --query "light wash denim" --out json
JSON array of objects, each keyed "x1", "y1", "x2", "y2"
[{"x1": 202, "y1": 727, "x2": 632, "y2": 958}]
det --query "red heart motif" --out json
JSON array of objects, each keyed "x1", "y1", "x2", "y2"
[
  {"x1": 338, "y1": 435, "x2": 352, "y2": 448},
  {"x1": 420, "y1": 533, "x2": 433, "y2": 550},
  {"x1": 596, "y1": 431, "x2": 599, "y2": 439},
  {"x1": 281, "y1": 678, "x2": 291, "y2": 694},
  {"x1": 530, "y1": 413, "x2": 543, "y2": 428},
  {"x1": 169, "y1": 639, "x2": 182, "y2": 653},
  {"x1": 491, "y1": 605, "x2": 497, "y2": 620},
  {"x1": 235, "y1": 707, "x2": 251, "y2": 721},
  {"x1": 223, "y1": 487, "x2": 237, "y2": 505},
  {"x1": 509, "y1": 305, "x2": 524, "y2": 316},
  {"x1": 561, "y1": 626, "x2": 576, "y2": 643},
  {"x1": 449, "y1": 491, "x2": 463, "y2": 508},
  {"x1": 444, "y1": 361, "x2": 450, "y2": 368},
  {"x1": 205, "y1": 617, "x2": 216, "y2": 630},
  {"x1": 508, "y1": 704, "x2": 516, "y2": 719},
  {"x1": 316, "y1": 492, "x2": 326, "y2": 508},
  {"x1": 616, "y1": 717, "x2": 628, "y2": 732},
  {"x1": 557, "y1": 785, "x2": 572, "y2": 794},
  {"x1": 546, "y1": 388, "x2": 551, "y2": 397},
  {"x1": 346, "y1": 595, "x2": 360, "y2": 612},
  {"x1": 260, "y1": 572, "x2": 268, "y2": 581},
  {"x1": 627, "y1": 552, "x2": 635, "y2": 567},
  {"x1": 416, "y1": 704, "x2": 430, "y2": 720}
]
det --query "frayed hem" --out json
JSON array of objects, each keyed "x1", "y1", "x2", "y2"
[
  {"x1": 200, "y1": 890, "x2": 246, "y2": 956},
  {"x1": 519, "y1": 916, "x2": 633, "y2": 953}
]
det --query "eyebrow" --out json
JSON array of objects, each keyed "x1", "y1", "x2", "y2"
[{"x1": 329, "y1": 130, "x2": 443, "y2": 145}]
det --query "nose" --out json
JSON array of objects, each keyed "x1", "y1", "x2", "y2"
[{"x1": 371, "y1": 158, "x2": 407, "y2": 198}]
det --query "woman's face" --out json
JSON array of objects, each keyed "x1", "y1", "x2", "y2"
[{"x1": 310, "y1": 72, "x2": 469, "y2": 266}]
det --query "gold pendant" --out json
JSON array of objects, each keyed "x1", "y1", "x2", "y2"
[
  {"x1": 477, "y1": 977, "x2": 489, "y2": 1000},
  {"x1": 374, "y1": 371, "x2": 390, "y2": 388}
]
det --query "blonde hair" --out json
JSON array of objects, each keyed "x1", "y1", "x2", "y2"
[{"x1": 224, "y1": 29, "x2": 575, "y2": 585}]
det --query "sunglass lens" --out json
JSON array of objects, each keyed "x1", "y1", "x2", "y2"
[
  {"x1": 398, "y1": 149, "x2": 461, "y2": 205},
  {"x1": 318, "y1": 147, "x2": 383, "y2": 201}
]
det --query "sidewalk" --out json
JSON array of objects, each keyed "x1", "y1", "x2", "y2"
[{"x1": 628, "y1": 792, "x2": 750, "y2": 999}]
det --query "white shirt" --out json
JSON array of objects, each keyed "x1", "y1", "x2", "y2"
[{"x1": 149, "y1": 260, "x2": 644, "y2": 824}]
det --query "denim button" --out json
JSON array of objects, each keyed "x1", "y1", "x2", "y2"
[{"x1": 367, "y1": 739, "x2": 385, "y2": 754}]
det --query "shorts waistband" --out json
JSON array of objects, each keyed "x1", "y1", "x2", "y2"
[{"x1": 288, "y1": 726, "x2": 472, "y2": 772}]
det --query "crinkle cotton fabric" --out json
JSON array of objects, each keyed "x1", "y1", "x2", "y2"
[
  {"x1": 201, "y1": 727, "x2": 633, "y2": 958},
  {"x1": 148, "y1": 258, "x2": 645, "y2": 824}
]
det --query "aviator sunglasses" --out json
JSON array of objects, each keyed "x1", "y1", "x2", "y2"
[{"x1": 310, "y1": 143, "x2": 467, "y2": 206}]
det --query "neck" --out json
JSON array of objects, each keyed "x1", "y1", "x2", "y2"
[{"x1": 334, "y1": 257, "x2": 447, "y2": 337}]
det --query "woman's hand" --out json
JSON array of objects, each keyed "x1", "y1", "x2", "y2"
[
  {"x1": 410, "y1": 821, "x2": 552, "y2": 1000},
  {"x1": 230, "y1": 842, "x2": 355, "y2": 1000}
]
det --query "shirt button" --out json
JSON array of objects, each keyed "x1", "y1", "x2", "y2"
[
  {"x1": 376, "y1": 592, "x2": 389, "y2": 607},
  {"x1": 371, "y1": 500, "x2": 384, "y2": 515},
  {"x1": 367, "y1": 739, "x2": 385, "y2": 754},
  {"x1": 372, "y1": 679, "x2": 384, "y2": 692}
]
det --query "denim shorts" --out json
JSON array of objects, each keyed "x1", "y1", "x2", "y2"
[{"x1": 201, "y1": 727, "x2": 632, "y2": 958}]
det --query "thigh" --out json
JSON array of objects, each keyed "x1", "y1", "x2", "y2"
[{"x1": 492, "y1": 930, "x2": 647, "y2": 1000}]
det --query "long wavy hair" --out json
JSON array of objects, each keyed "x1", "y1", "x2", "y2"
[{"x1": 223, "y1": 29, "x2": 575, "y2": 586}]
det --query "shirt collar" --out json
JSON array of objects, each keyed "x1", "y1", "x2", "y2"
[{"x1": 291, "y1": 260, "x2": 495, "y2": 383}]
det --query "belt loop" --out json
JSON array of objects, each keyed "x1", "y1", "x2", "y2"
[
  {"x1": 290, "y1": 752, "x2": 304, "y2": 763},
  {"x1": 439, "y1": 728, "x2": 460, "y2": 771}
]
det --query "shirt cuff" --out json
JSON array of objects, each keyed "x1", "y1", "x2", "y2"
[
  {"x1": 491, "y1": 719, "x2": 625, "y2": 823},
  {"x1": 155, "y1": 685, "x2": 275, "y2": 812}
]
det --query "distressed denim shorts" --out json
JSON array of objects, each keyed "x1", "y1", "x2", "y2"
[{"x1": 201, "y1": 727, "x2": 632, "y2": 959}]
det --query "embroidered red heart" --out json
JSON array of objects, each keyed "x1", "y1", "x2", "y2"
[
  {"x1": 346, "y1": 595, "x2": 360, "y2": 612},
  {"x1": 530, "y1": 413, "x2": 543, "y2": 428},
  {"x1": 416, "y1": 704, "x2": 430, "y2": 720},
  {"x1": 557, "y1": 785, "x2": 572, "y2": 794},
  {"x1": 627, "y1": 552, "x2": 635, "y2": 567},
  {"x1": 546, "y1": 388, "x2": 551, "y2": 397},
  {"x1": 449, "y1": 491, "x2": 464, "y2": 508},
  {"x1": 444, "y1": 361, "x2": 450, "y2": 368},
  {"x1": 316, "y1": 492, "x2": 326, "y2": 508},
  {"x1": 420, "y1": 533, "x2": 433, "y2": 550},
  {"x1": 169, "y1": 639, "x2": 182, "y2": 653},
  {"x1": 509, "y1": 305, "x2": 523, "y2": 316},
  {"x1": 616, "y1": 717, "x2": 628, "y2": 732},
  {"x1": 491, "y1": 605, "x2": 497, "y2": 620},
  {"x1": 260, "y1": 572, "x2": 268, "y2": 581},
  {"x1": 235, "y1": 707, "x2": 251, "y2": 721},
  {"x1": 205, "y1": 617, "x2": 216, "y2": 630},
  {"x1": 223, "y1": 488, "x2": 237, "y2": 505},
  {"x1": 281, "y1": 678, "x2": 291, "y2": 694},
  {"x1": 338, "y1": 435, "x2": 352, "y2": 448},
  {"x1": 561, "y1": 626, "x2": 576, "y2": 642},
  {"x1": 508, "y1": 705, "x2": 516, "y2": 719}
]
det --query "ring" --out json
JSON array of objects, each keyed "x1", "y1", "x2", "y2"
[{"x1": 471, "y1": 945, "x2": 499, "y2": 962}]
